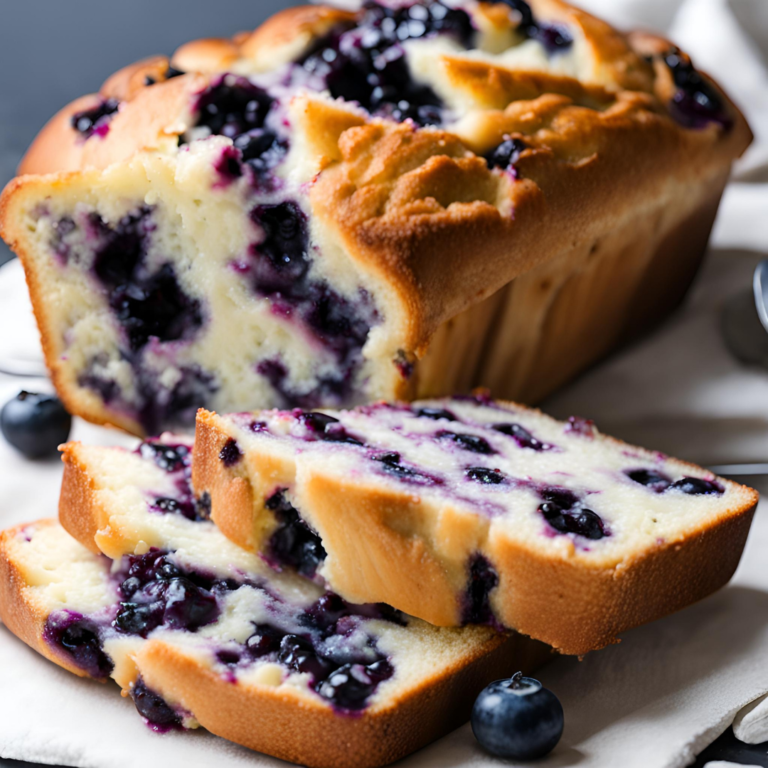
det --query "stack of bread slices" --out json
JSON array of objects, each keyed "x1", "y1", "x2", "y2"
[{"x1": 0, "y1": 395, "x2": 757, "y2": 767}]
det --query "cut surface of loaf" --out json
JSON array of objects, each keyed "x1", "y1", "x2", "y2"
[
  {"x1": 193, "y1": 396, "x2": 759, "y2": 655},
  {"x1": 0, "y1": 0, "x2": 751, "y2": 435},
  {"x1": 2, "y1": 437, "x2": 549, "y2": 768}
]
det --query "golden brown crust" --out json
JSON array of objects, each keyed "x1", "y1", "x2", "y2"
[
  {"x1": 194, "y1": 405, "x2": 759, "y2": 656},
  {"x1": 138, "y1": 632, "x2": 549, "y2": 768},
  {"x1": 59, "y1": 445, "x2": 106, "y2": 556}
]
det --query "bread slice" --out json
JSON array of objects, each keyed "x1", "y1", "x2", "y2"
[
  {"x1": 0, "y1": 515, "x2": 548, "y2": 768},
  {"x1": 193, "y1": 396, "x2": 759, "y2": 656},
  {"x1": 0, "y1": 1, "x2": 751, "y2": 435}
]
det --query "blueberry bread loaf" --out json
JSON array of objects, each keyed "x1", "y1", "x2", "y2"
[
  {"x1": 193, "y1": 396, "x2": 758, "y2": 655},
  {"x1": 0, "y1": 0, "x2": 752, "y2": 435},
  {"x1": 0, "y1": 439, "x2": 548, "y2": 768}
]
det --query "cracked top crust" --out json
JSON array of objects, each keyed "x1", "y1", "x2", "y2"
[{"x1": 2, "y1": 0, "x2": 752, "y2": 357}]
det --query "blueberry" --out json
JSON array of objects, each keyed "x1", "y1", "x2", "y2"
[
  {"x1": 131, "y1": 679, "x2": 181, "y2": 728},
  {"x1": 138, "y1": 441, "x2": 190, "y2": 473},
  {"x1": 43, "y1": 612, "x2": 113, "y2": 679},
  {"x1": 485, "y1": 138, "x2": 527, "y2": 171},
  {"x1": 668, "y1": 477, "x2": 723, "y2": 496},
  {"x1": 70, "y1": 99, "x2": 120, "y2": 138},
  {"x1": 219, "y1": 438, "x2": 242, "y2": 466},
  {"x1": 471, "y1": 672, "x2": 564, "y2": 760},
  {"x1": 466, "y1": 467, "x2": 505, "y2": 485},
  {"x1": 493, "y1": 422, "x2": 551, "y2": 451},
  {"x1": 372, "y1": 451, "x2": 442, "y2": 486},
  {"x1": 437, "y1": 430, "x2": 496, "y2": 455},
  {"x1": 540, "y1": 502, "x2": 606, "y2": 540},
  {"x1": 625, "y1": 468, "x2": 671, "y2": 493},
  {"x1": 1, "y1": 391, "x2": 72, "y2": 459},
  {"x1": 415, "y1": 407, "x2": 457, "y2": 421},
  {"x1": 463, "y1": 555, "x2": 499, "y2": 624},
  {"x1": 266, "y1": 491, "x2": 327, "y2": 577},
  {"x1": 245, "y1": 623, "x2": 283, "y2": 657}
]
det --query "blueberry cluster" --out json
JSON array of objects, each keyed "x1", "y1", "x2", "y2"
[
  {"x1": 192, "y1": 76, "x2": 288, "y2": 189},
  {"x1": 299, "y1": 0, "x2": 473, "y2": 127},
  {"x1": 248, "y1": 203, "x2": 378, "y2": 406},
  {"x1": 265, "y1": 491, "x2": 327, "y2": 578},
  {"x1": 113, "y1": 550, "x2": 225, "y2": 637},
  {"x1": 626, "y1": 468, "x2": 723, "y2": 496}
]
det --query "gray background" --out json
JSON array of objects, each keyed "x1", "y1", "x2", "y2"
[{"x1": 0, "y1": 1, "x2": 765, "y2": 766}]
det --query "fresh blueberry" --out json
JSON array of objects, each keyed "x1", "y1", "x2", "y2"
[
  {"x1": 1, "y1": 391, "x2": 72, "y2": 459},
  {"x1": 668, "y1": 476, "x2": 723, "y2": 496},
  {"x1": 471, "y1": 672, "x2": 564, "y2": 760}
]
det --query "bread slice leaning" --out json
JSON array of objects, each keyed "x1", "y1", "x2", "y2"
[
  {"x1": 192, "y1": 397, "x2": 759, "y2": 656},
  {"x1": 42, "y1": 438, "x2": 550, "y2": 767}
]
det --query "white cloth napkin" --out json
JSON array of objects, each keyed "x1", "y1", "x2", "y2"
[{"x1": 2, "y1": 0, "x2": 768, "y2": 765}]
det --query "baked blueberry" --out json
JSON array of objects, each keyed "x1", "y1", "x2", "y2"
[
  {"x1": 437, "y1": 430, "x2": 496, "y2": 454},
  {"x1": 463, "y1": 555, "x2": 499, "y2": 624},
  {"x1": 669, "y1": 477, "x2": 723, "y2": 496},
  {"x1": 219, "y1": 438, "x2": 242, "y2": 466},
  {"x1": 1, "y1": 391, "x2": 72, "y2": 459},
  {"x1": 131, "y1": 678, "x2": 182, "y2": 729},
  {"x1": 493, "y1": 422, "x2": 551, "y2": 451},
  {"x1": 466, "y1": 467, "x2": 505, "y2": 485},
  {"x1": 540, "y1": 501, "x2": 606, "y2": 540},
  {"x1": 625, "y1": 468, "x2": 671, "y2": 493},
  {"x1": 471, "y1": 672, "x2": 564, "y2": 760}
]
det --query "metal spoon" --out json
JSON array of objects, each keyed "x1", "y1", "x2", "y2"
[{"x1": 721, "y1": 260, "x2": 768, "y2": 368}]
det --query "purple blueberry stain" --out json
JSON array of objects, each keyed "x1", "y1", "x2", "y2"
[{"x1": 565, "y1": 416, "x2": 595, "y2": 438}]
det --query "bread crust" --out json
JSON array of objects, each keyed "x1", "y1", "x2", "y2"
[
  {"x1": 0, "y1": 517, "x2": 552, "y2": 767},
  {"x1": 193, "y1": 406, "x2": 759, "y2": 656}
]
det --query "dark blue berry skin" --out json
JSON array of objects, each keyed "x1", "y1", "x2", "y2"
[
  {"x1": 472, "y1": 673, "x2": 564, "y2": 760},
  {"x1": 266, "y1": 491, "x2": 327, "y2": 578},
  {"x1": 131, "y1": 678, "x2": 182, "y2": 729},
  {"x1": 669, "y1": 477, "x2": 724, "y2": 496},
  {"x1": 493, "y1": 422, "x2": 551, "y2": 451},
  {"x1": 437, "y1": 430, "x2": 496, "y2": 455},
  {"x1": 1, "y1": 391, "x2": 72, "y2": 459},
  {"x1": 463, "y1": 555, "x2": 499, "y2": 624},
  {"x1": 625, "y1": 468, "x2": 671, "y2": 493},
  {"x1": 71, "y1": 99, "x2": 120, "y2": 138},
  {"x1": 43, "y1": 611, "x2": 113, "y2": 679},
  {"x1": 466, "y1": 467, "x2": 505, "y2": 485},
  {"x1": 485, "y1": 138, "x2": 527, "y2": 172},
  {"x1": 664, "y1": 49, "x2": 731, "y2": 129},
  {"x1": 219, "y1": 438, "x2": 242, "y2": 466}
]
